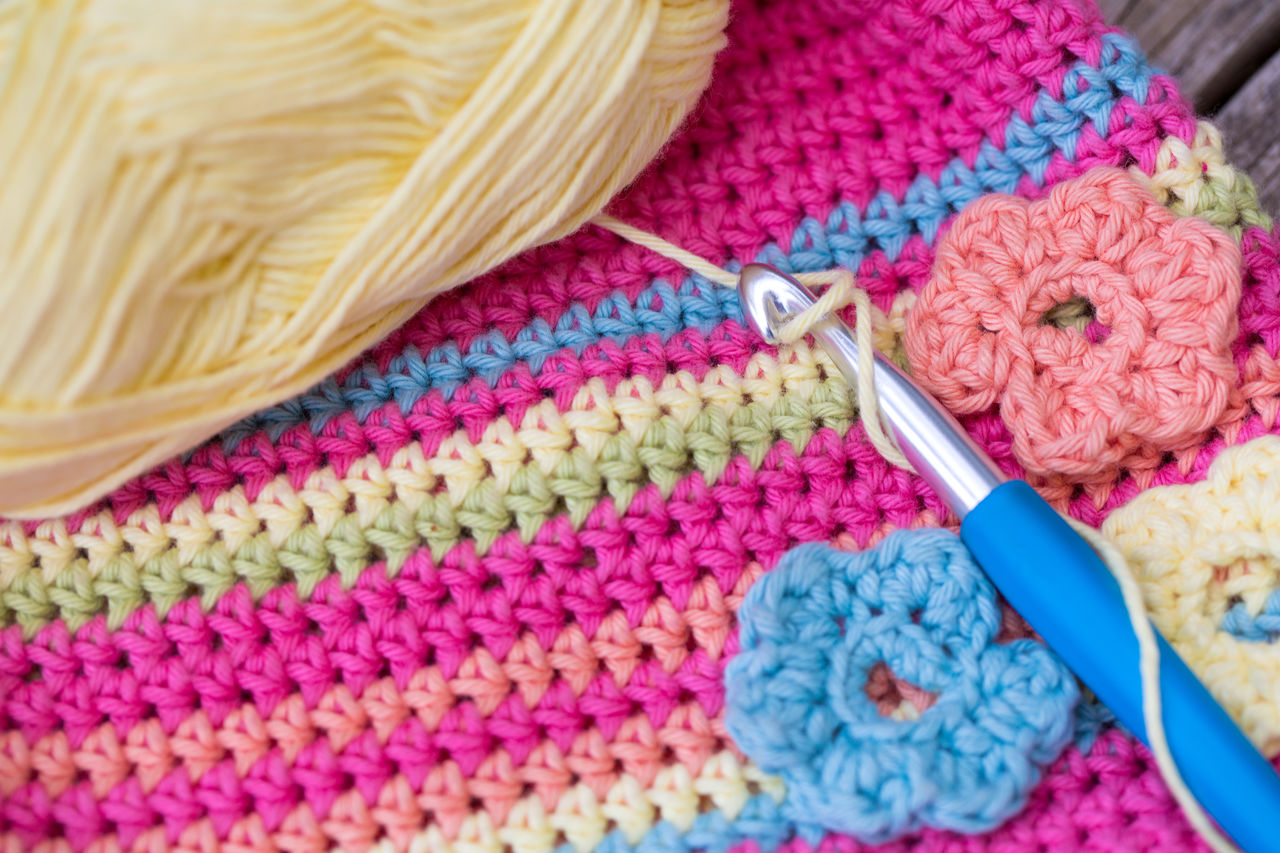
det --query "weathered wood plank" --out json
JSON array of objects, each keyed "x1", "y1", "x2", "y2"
[
  {"x1": 1095, "y1": 0, "x2": 1200, "y2": 67},
  {"x1": 1154, "y1": 0, "x2": 1280, "y2": 112},
  {"x1": 1216, "y1": 49, "x2": 1280, "y2": 220},
  {"x1": 1095, "y1": 0, "x2": 1280, "y2": 112}
]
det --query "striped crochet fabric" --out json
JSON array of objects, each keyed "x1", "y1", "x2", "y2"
[{"x1": 3, "y1": 1, "x2": 1280, "y2": 851}]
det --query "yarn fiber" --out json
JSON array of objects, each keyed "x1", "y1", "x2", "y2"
[
  {"x1": 905, "y1": 167, "x2": 1243, "y2": 480},
  {"x1": 6, "y1": 0, "x2": 1280, "y2": 851},
  {"x1": 725, "y1": 532, "x2": 1078, "y2": 841},
  {"x1": 1103, "y1": 435, "x2": 1280, "y2": 756},
  {"x1": 0, "y1": 0, "x2": 728, "y2": 519}
]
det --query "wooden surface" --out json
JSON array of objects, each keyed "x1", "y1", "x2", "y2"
[{"x1": 1096, "y1": 0, "x2": 1280, "y2": 217}]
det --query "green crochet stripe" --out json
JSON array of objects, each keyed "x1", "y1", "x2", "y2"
[
  {"x1": 1172, "y1": 169, "x2": 1273, "y2": 239},
  {"x1": 1, "y1": 374, "x2": 862, "y2": 636}
]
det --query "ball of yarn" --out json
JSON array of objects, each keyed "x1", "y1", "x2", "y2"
[{"x1": 0, "y1": 0, "x2": 728, "y2": 518}]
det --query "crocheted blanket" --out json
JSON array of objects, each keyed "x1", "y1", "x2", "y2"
[{"x1": 4, "y1": 0, "x2": 1279, "y2": 850}]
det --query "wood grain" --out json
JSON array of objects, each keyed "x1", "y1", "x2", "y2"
[
  {"x1": 1095, "y1": 0, "x2": 1200, "y2": 79},
  {"x1": 1098, "y1": 0, "x2": 1280, "y2": 111},
  {"x1": 1216, "y1": 49, "x2": 1280, "y2": 218}
]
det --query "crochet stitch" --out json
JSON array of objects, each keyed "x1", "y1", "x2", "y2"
[
  {"x1": 1102, "y1": 435, "x2": 1280, "y2": 757},
  {"x1": 1132, "y1": 121, "x2": 1272, "y2": 240},
  {"x1": 905, "y1": 167, "x2": 1243, "y2": 479},
  {"x1": 725, "y1": 531, "x2": 1077, "y2": 841},
  {"x1": 1223, "y1": 590, "x2": 1280, "y2": 642},
  {"x1": 4, "y1": 0, "x2": 1280, "y2": 850}
]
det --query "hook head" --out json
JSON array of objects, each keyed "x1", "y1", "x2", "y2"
[{"x1": 737, "y1": 264, "x2": 821, "y2": 344}]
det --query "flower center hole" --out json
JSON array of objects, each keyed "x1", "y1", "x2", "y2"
[
  {"x1": 1042, "y1": 296, "x2": 1110, "y2": 343},
  {"x1": 1217, "y1": 561, "x2": 1280, "y2": 642},
  {"x1": 864, "y1": 661, "x2": 937, "y2": 719}
]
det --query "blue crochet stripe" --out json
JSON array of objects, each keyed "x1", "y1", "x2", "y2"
[
  {"x1": 1222, "y1": 591, "x2": 1280, "y2": 642},
  {"x1": 222, "y1": 32, "x2": 1159, "y2": 449},
  {"x1": 218, "y1": 275, "x2": 747, "y2": 447}
]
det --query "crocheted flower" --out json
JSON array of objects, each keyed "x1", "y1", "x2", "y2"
[
  {"x1": 906, "y1": 167, "x2": 1242, "y2": 478},
  {"x1": 724, "y1": 529, "x2": 1077, "y2": 842},
  {"x1": 1102, "y1": 435, "x2": 1280, "y2": 756}
]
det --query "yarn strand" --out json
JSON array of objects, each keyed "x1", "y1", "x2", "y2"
[
  {"x1": 1068, "y1": 519, "x2": 1237, "y2": 853},
  {"x1": 592, "y1": 215, "x2": 912, "y2": 470},
  {"x1": 595, "y1": 214, "x2": 1238, "y2": 853}
]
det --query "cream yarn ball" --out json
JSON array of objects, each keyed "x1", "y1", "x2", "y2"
[{"x1": 0, "y1": 0, "x2": 728, "y2": 517}]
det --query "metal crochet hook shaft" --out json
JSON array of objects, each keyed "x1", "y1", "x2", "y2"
[
  {"x1": 738, "y1": 264, "x2": 1005, "y2": 517},
  {"x1": 738, "y1": 263, "x2": 1280, "y2": 853}
]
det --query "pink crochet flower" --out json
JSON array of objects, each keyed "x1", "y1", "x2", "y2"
[{"x1": 906, "y1": 167, "x2": 1243, "y2": 478}]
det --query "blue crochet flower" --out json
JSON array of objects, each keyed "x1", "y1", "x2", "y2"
[{"x1": 724, "y1": 529, "x2": 1078, "y2": 842}]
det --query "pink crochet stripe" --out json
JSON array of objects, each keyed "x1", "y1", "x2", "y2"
[
  {"x1": 4, "y1": 703, "x2": 734, "y2": 850},
  {"x1": 1237, "y1": 227, "x2": 1280, "y2": 421},
  {"x1": 725, "y1": 731, "x2": 1211, "y2": 853},
  {"x1": 1238, "y1": 227, "x2": 1280, "y2": 355},
  {"x1": 0, "y1": 426, "x2": 937, "y2": 746},
  {"x1": 615, "y1": 0, "x2": 1123, "y2": 246},
  {"x1": 51, "y1": 239, "x2": 924, "y2": 535},
  {"x1": 1, "y1": 550, "x2": 724, "y2": 753},
  {"x1": 1, "y1": 569, "x2": 759, "y2": 823}
]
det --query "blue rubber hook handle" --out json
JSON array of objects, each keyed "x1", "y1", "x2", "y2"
[{"x1": 738, "y1": 263, "x2": 1280, "y2": 853}]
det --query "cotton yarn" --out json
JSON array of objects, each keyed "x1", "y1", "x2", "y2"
[
  {"x1": 725, "y1": 531, "x2": 1078, "y2": 841},
  {"x1": 905, "y1": 167, "x2": 1244, "y2": 480},
  {"x1": 598, "y1": 216, "x2": 1235, "y2": 853},
  {"x1": 0, "y1": 0, "x2": 728, "y2": 518},
  {"x1": 4, "y1": 2, "x2": 1280, "y2": 851}
]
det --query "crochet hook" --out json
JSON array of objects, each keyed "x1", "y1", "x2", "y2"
[{"x1": 737, "y1": 263, "x2": 1280, "y2": 853}]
